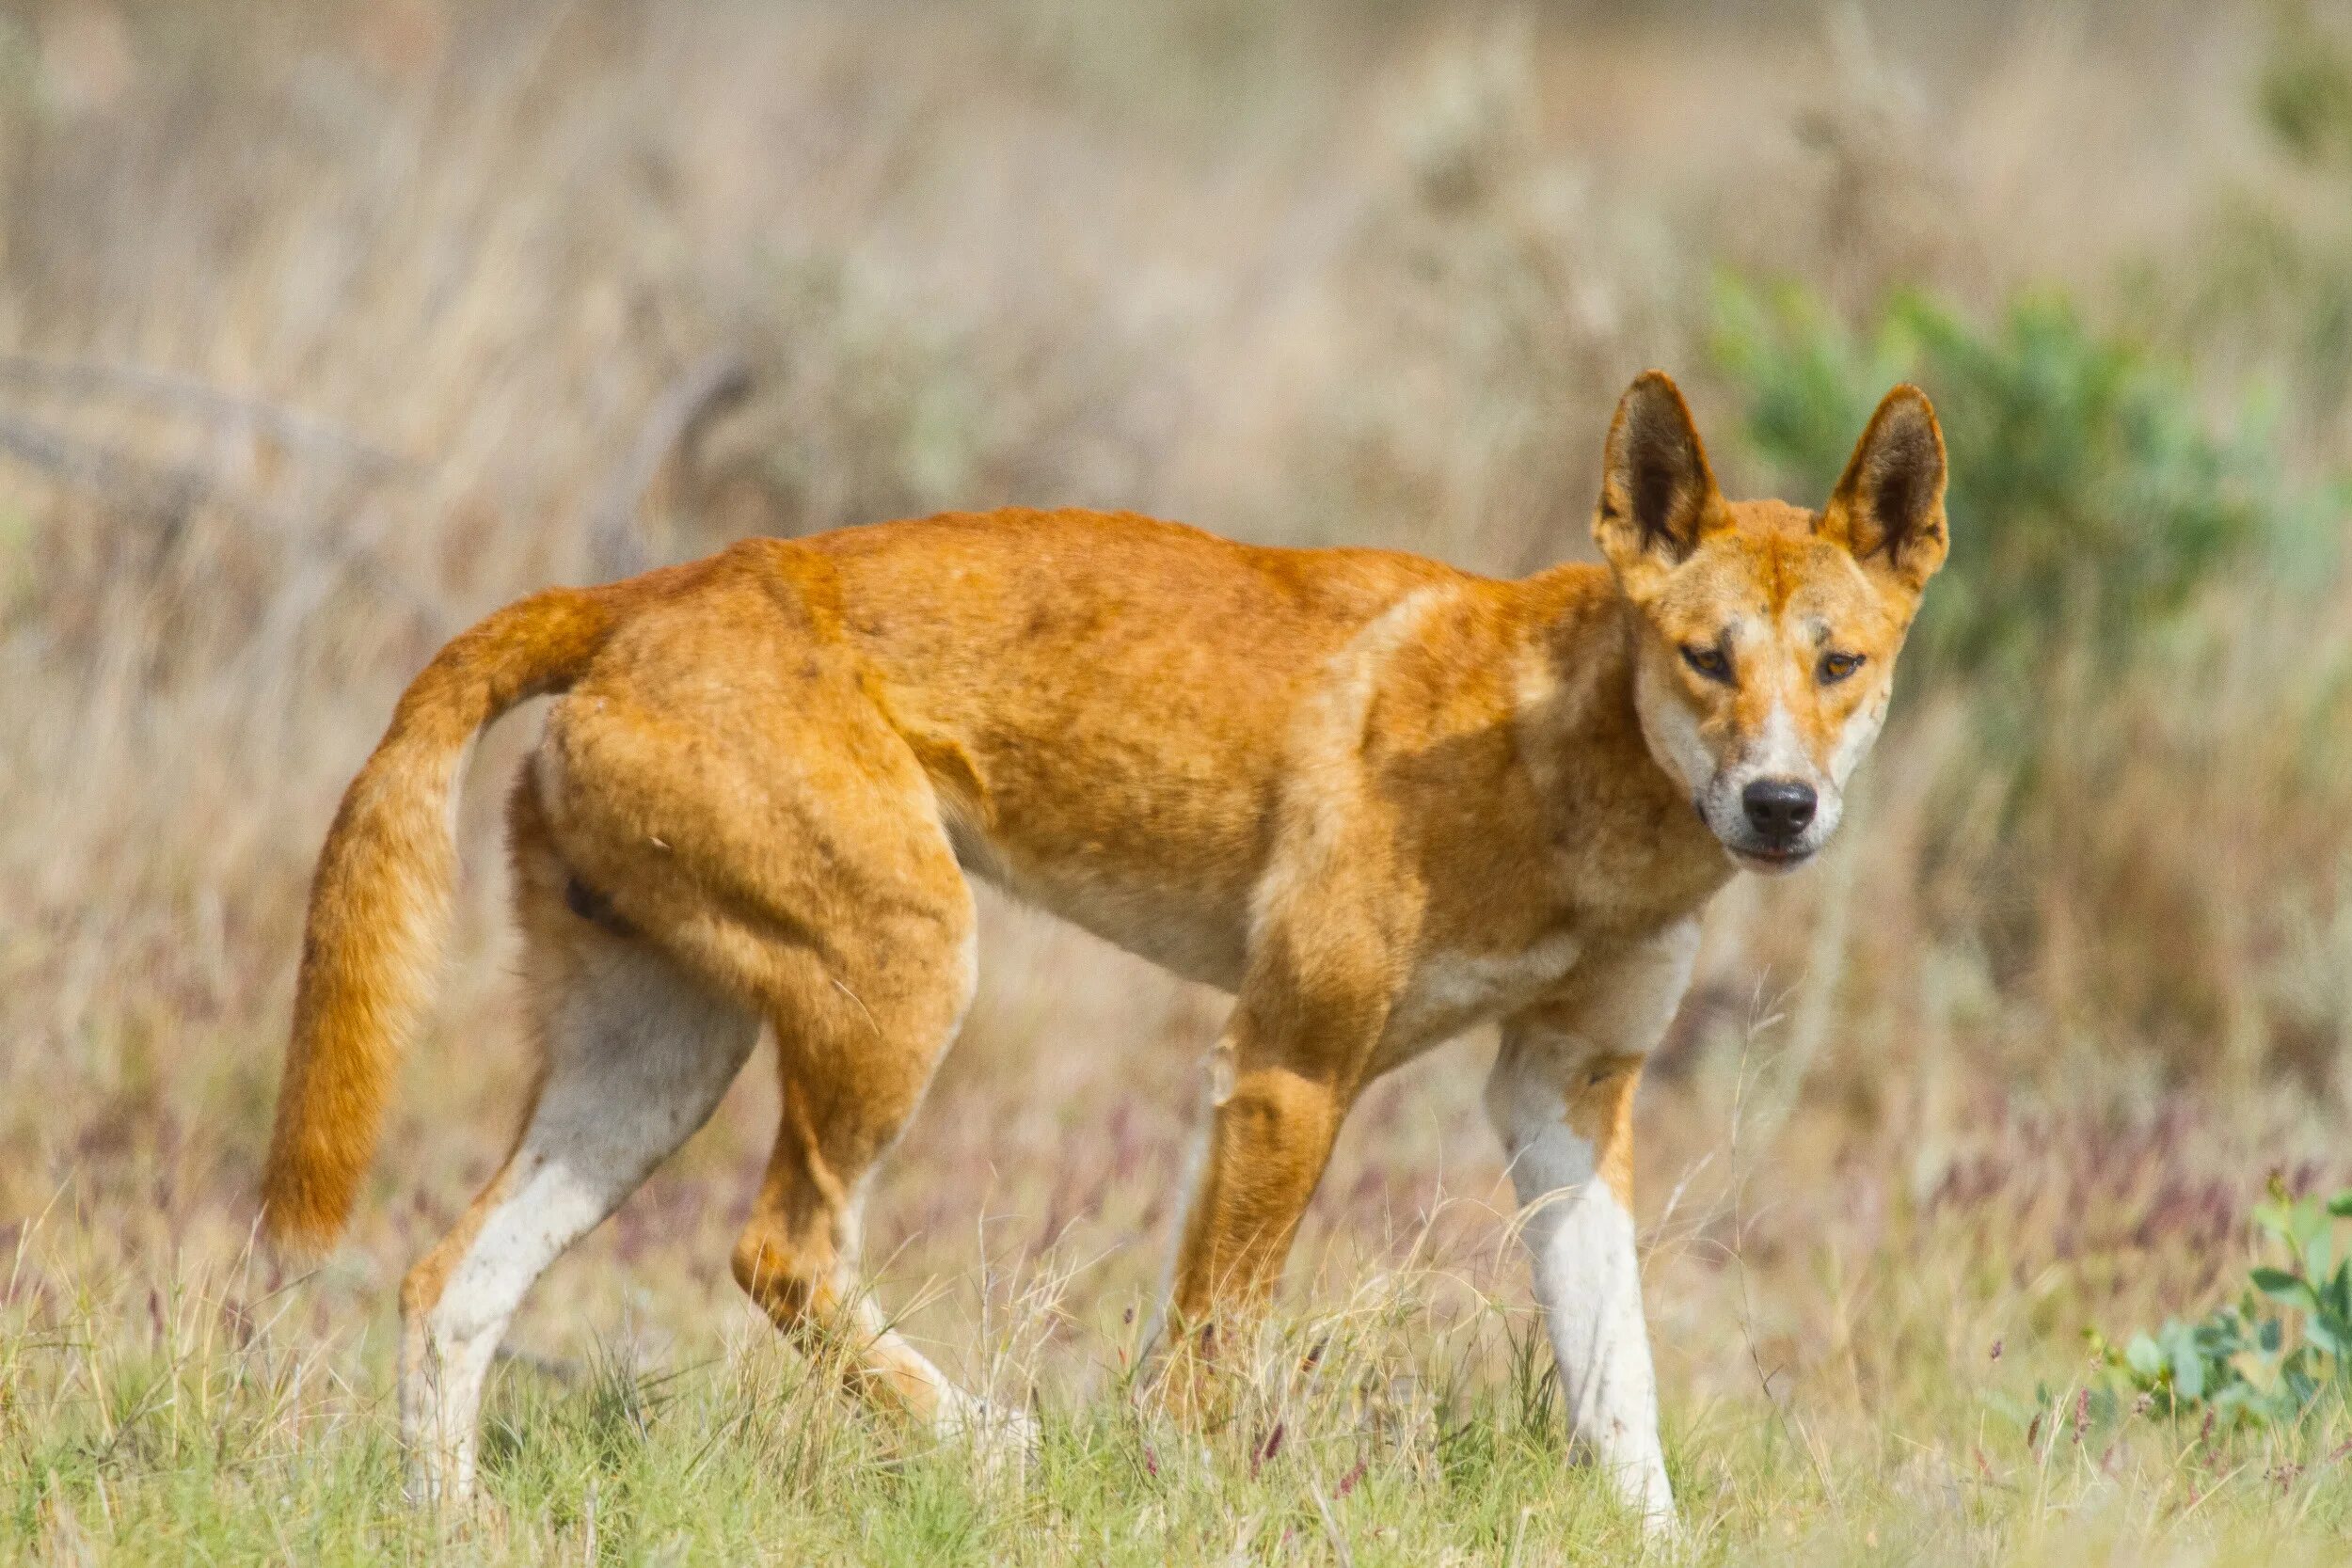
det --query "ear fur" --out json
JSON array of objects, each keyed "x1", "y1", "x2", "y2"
[
  {"x1": 1594, "y1": 370, "x2": 1724, "y2": 589},
  {"x1": 1820, "y1": 384, "x2": 1948, "y2": 594}
]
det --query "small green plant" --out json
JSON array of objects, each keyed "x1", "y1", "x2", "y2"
[
  {"x1": 2092, "y1": 1179, "x2": 2352, "y2": 1428},
  {"x1": 1710, "y1": 279, "x2": 2318, "y2": 688}
]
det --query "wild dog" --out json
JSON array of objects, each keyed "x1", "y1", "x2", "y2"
[{"x1": 260, "y1": 371, "x2": 1946, "y2": 1527}]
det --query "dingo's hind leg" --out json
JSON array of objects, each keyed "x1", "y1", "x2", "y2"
[
  {"x1": 529, "y1": 589, "x2": 1020, "y2": 1453},
  {"x1": 726, "y1": 875, "x2": 1015, "y2": 1449},
  {"x1": 397, "y1": 791, "x2": 759, "y2": 1505}
]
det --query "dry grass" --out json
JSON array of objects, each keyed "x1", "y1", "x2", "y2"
[{"x1": 5, "y1": 0, "x2": 2352, "y2": 1560}]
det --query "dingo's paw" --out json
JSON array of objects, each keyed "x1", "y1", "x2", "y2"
[{"x1": 940, "y1": 1395, "x2": 1041, "y2": 1480}]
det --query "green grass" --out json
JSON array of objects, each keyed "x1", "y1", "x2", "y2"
[{"x1": 8, "y1": 1231, "x2": 2352, "y2": 1565}]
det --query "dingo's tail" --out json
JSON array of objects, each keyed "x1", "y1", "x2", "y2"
[{"x1": 260, "y1": 585, "x2": 620, "y2": 1256}]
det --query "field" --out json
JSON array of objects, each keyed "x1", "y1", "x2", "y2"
[{"x1": 8, "y1": 1, "x2": 2352, "y2": 1560}]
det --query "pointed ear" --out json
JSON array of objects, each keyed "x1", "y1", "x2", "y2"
[
  {"x1": 1820, "y1": 385, "x2": 1947, "y2": 595},
  {"x1": 1594, "y1": 371, "x2": 1724, "y2": 587}
]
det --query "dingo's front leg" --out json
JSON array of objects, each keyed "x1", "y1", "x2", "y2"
[
  {"x1": 1485, "y1": 921, "x2": 1697, "y2": 1534},
  {"x1": 1148, "y1": 973, "x2": 1382, "y2": 1415}
]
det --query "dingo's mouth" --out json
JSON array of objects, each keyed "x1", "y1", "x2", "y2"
[{"x1": 1730, "y1": 843, "x2": 1815, "y2": 873}]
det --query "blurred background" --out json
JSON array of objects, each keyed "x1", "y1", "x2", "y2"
[{"x1": 8, "y1": 0, "x2": 2352, "y2": 1447}]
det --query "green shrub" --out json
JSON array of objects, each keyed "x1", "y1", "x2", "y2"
[
  {"x1": 1710, "y1": 280, "x2": 2314, "y2": 686},
  {"x1": 2260, "y1": 1, "x2": 2352, "y2": 170},
  {"x1": 2090, "y1": 1180, "x2": 2352, "y2": 1429}
]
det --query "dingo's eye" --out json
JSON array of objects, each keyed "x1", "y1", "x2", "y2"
[
  {"x1": 1680, "y1": 643, "x2": 1733, "y2": 684},
  {"x1": 1819, "y1": 650, "x2": 1865, "y2": 683}
]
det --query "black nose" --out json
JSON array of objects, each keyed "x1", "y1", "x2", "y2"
[{"x1": 1741, "y1": 779, "x2": 1817, "y2": 839}]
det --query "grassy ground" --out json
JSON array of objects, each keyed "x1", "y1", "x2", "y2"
[
  {"x1": 9, "y1": 926, "x2": 2352, "y2": 1563},
  {"x1": 9, "y1": 1, "x2": 2352, "y2": 1561},
  {"x1": 9, "y1": 1075, "x2": 2352, "y2": 1564}
]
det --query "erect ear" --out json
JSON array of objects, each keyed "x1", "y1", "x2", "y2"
[
  {"x1": 1594, "y1": 370, "x2": 1724, "y2": 588},
  {"x1": 1819, "y1": 384, "x2": 1947, "y2": 595}
]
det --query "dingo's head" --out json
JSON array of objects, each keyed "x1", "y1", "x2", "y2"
[{"x1": 1595, "y1": 371, "x2": 1947, "y2": 873}]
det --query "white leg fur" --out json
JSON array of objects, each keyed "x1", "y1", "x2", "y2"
[
  {"x1": 401, "y1": 937, "x2": 758, "y2": 1504},
  {"x1": 1486, "y1": 922, "x2": 1697, "y2": 1534},
  {"x1": 1486, "y1": 1066, "x2": 1673, "y2": 1527}
]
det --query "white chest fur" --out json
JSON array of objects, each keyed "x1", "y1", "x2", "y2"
[{"x1": 1378, "y1": 929, "x2": 1584, "y2": 1065}]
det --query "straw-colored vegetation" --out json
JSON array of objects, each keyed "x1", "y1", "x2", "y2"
[{"x1": 7, "y1": 1, "x2": 2352, "y2": 1560}]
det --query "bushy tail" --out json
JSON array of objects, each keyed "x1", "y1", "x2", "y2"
[{"x1": 260, "y1": 585, "x2": 622, "y2": 1256}]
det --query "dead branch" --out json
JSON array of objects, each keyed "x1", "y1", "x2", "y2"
[
  {"x1": 0, "y1": 410, "x2": 447, "y2": 634},
  {"x1": 0, "y1": 354, "x2": 420, "y2": 478},
  {"x1": 588, "y1": 349, "x2": 755, "y2": 579},
  {"x1": 0, "y1": 413, "x2": 215, "y2": 515}
]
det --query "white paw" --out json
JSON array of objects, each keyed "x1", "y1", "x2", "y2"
[
  {"x1": 1616, "y1": 1463, "x2": 1679, "y2": 1544},
  {"x1": 402, "y1": 1451, "x2": 477, "y2": 1511},
  {"x1": 940, "y1": 1396, "x2": 1041, "y2": 1479}
]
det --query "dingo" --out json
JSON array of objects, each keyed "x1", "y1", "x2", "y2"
[{"x1": 262, "y1": 371, "x2": 1945, "y2": 1526}]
